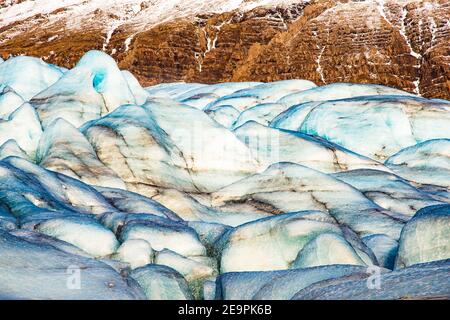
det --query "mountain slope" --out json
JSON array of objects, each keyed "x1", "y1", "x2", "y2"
[{"x1": 0, "y1": 0, "x2": 449, "y2": 99}]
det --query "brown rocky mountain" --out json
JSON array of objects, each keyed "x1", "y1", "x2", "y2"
[{"x1": 0, "y1": 0, "x2": 449, "y2": 99}]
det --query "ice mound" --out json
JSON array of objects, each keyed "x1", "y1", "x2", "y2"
[
  {"x1": 31, "y1": 50, "x2": 145, "y2": 128},
  {"x1": 113, "y1": 239, "x2": 154, "y2": 269},
  {"x1": 36, "y1": 216, "x2": 119, "y2": 257},
  {"x1": 272, "y1": 96, "x2": 450, "y2": 160},
  {"x1": 0, "y1": 103, "x2": 42, "y2": 159},
  {"x1": 0, "y1": 56, "x2": 62, "y2": 101},
  {"x1": 217, "y1": 210, "x2": 376, "y2": 272},
  {"x1": 362, "y1": 234, "x2": 399, "y2": 270},
  {"x1": 216, "y1": 265, "x2": 371, "y2": 300},
  {"x1": 333, "y1": 169, "x2": 444, "y2": 216},
  {"x1": 293, "y1": 259, "x2": 450, "y2": 300},
  {"x1": 119, "y1": 214, "x2": 207, "y2": 257},
  {"x1": 142, "y1": 188, "x2": 268, "y2": 227},
  {"x1": 81, "y1": 99, "x2": 260, "y2": 193},
  {"x1": 146, "y1": 83, "x2": 207, "y2": 99},
  {"x1": 211, "y1": 163, "x2": 405, "y2": 239},
  {"x1": 204, "y1": 105, "x2": 240, "y2": 129},
  {"x1": 278, "y1": 83, "x2": 415, "y2": 107},
  {"x1": 385, "y1": 139, "x2": 450, "y2": 188},
  {"x1": 233, "y1": 121, "x2": 387, "y2": 173},
  {"x1": 37, "y1": 118, "x2": 126, "y2": 189},
  {"x1": 0, "y1": 51, "x2": 448, "y2": 300},
  {"x1": 130, "y1": 264, "x2": 193, "y2": 300},
  {"x1": 0, "y1": 229, "x2": 144, "y2": 299},
  {"x1": 206, "y1": 80, "x2": 317, "y2": 112},
  {"x1": 395, "y1": 205, "x2": 450, "y2": 269},
  {"x1": 0, "y1": 86, "x2": 25, "y2": 119},
  {"x1": 292, "y1": 233, "x2": 369, "y2": 268},
  {"x1": 232, "y1": 103, "x2": 290, "y2": 129},
  {"x1": 0, "y1": 139, "x2": 30, "y2": 161},
  {"x1": 75, "y1": 50, "x2": 137, "y2": 109}
]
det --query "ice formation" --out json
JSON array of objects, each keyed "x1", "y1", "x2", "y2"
[{"x1": 0, "y1": 50, "x2": 448, "y2": 300}]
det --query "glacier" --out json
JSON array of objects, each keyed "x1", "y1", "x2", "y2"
[{"x1": 0, "y1": 50, "x2": 448, "y2": 300}]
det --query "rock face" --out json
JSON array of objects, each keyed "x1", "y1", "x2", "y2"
[
  {"x1": 0, "y1": 50, "x2": 449, "y2": 300},
  {"x1": 0, "y1": 0, "x2": 448, "y2": 99}
]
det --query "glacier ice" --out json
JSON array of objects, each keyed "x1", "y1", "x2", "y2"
[
  {"x1": 206, "y1": 80, "x2": 317, "y2": 111},
  {"x1": 278, "y1": 83, "x2": 415, "y2": 107},
  {"x1": 155, "y1": 249, "x2": 217, "y2": 283},
  {"x1": 0, "y1": 86, "x2": 25, "y2": 119},
  {"x1": 37, "y1": 118, "x2": 126, "y2": 189},
  {"x1": 217, "y1": 210, "x2": 376, "y2": 272},
  {"x1": 81, "y1": 99, "x2": 259, "y2": 193},
  {"x1": 31, "y1": 64, "x2": 107, "y2": 128},
  {"x1": 154, "y1": 249, "x2": 217, "y2": 299},
  {"x1": 272, "y1": 96, "x2": 450, "y2": 160},
  {"x1": 113, "y1": 239, "x2": 154, "y2": 269},
  {"x1": 121, "y1": 70, "x2": 149, "y2": 105},
  {"x1": 181, "y1": 93, "x2": 222, "y2": 110},
  {"x1": 177, "y1": 82, "x2": 262, "y2": 110},
  {"x1": 333, "y1": 169, "x2": 444, "y2": 216},
  {"x1": 75, "y1": 50, "x2": 137, "y2": 110},
  {"x1": 362, "y1": 234, "x2": 398, "y2": 270},
  {"x1": 0, "y1": 156, "x2": 137, "y2": 224},
  {"x1": 0, "y1": 51, "x2": 448, "y2": 300},
  {"x1": 119, "y1": 214, "x2": 207, "y2": 257},
  {"x1": 232, "y1": 103, "x2": 290, "y2": 129},
  {"x1": 204, "y1": 104, "x2": 240, "y2": 129},
  {"x1": 233, "y1": 121, "x2": 387, "y2": 173},
  {"x1": 0, "y1": 207, "x2": 16, "y2": 231},
  {"x1": 216, "y1": 265, "x2": 371, "y2": 300},
  {"x1": 146, "y1": 82, "x2": 207, "y2": 99},
  {"x1": 95, "y1": 186, "x2": 181, "y2": 221},
  {"x1": 395, "y1": 204, "x2": 450, "y2": 269},
  {"x1": 292, "y1": 233, "x2": 368, "y2": 268},
  {"x1": 0, "y1": 56, "x2": 62, "y2": 101},
  {"x1": 130, "y1": 264, "x2": 192, "y2": 300},
  {"x1": 10, "y1": 229, "x2": 92, "y2": 258},
  {"x1": 0, "y1": 229, "x2": 144, "y2": 299},
  {"x1": 36, "y1": 216, "x2": 119, "y2": 257},
  {"x1": 175, "y1": 82, "x2": 261, "y2": 103},
  {"x1": 32, "y1": 50, "x2": 146, "y2": 129},
  {"x1": 211, "y1": 163, "x2": 405, "y2": 239},
  {"x1": 146, "y1": 188, "x2": 268, "y2": 227},
  {"x1": 0, "y1": 103, "x2": 42, "y2": 159},
  {"x1": 293, "y1": 259, "x2": 450, "y2": 300},
  {"x1": 0, "y1": 139, "x2": 30, "y2": 161},
  {"x1": 187, "y1": 221, "x2": 232, "y2": 253},
  {"x1": 385, "y1": 139, "x2": 450, "y2": 188},
  {"x1": 202, "y1": 279, "x2": 217, "y2": 300}
]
